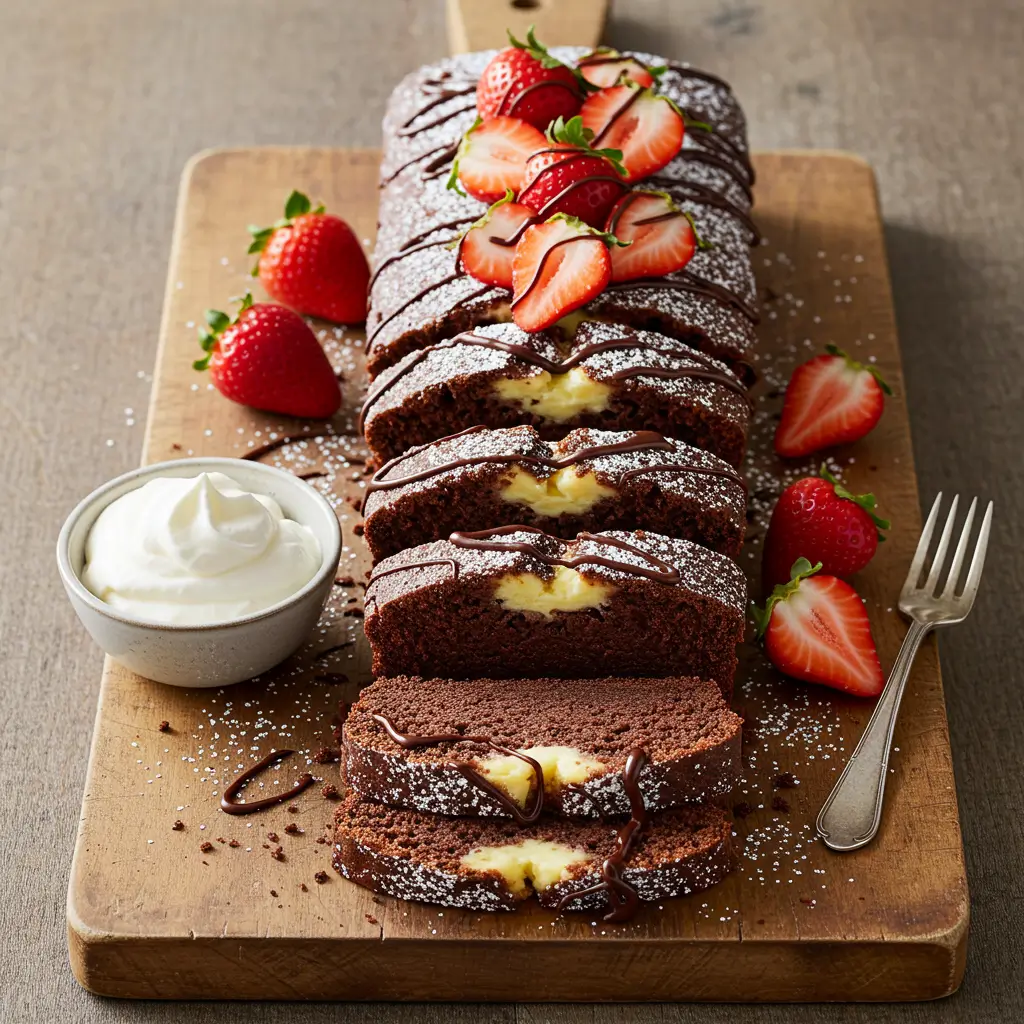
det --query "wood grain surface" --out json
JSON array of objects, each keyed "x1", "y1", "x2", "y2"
[
  {"x1": 67, "y1": 145, "x2": 964, "y2": 1003},
  {"x1": 2, "y1": 1, "x2": 1021, "y2": 1021}
]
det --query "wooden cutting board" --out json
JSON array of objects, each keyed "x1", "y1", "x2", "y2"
[{"x1": 66, "y1": 147, "x2": 968, "y2": 1002}]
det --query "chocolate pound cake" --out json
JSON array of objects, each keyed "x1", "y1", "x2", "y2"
[
  {"x1": 367, "y1": 49, "x2": 758, "y2": 378},
  {"x1": 363, "y1": 527, "x2": 746, "y2": 695},
  {"x1": 343, "y1": 675, "x2": 742, "y2": 819},
  {"x1": 360, "y1": 320, "x2": 750, "y2": 467},
  {"x1": 363, "y1": 425, "x2": 747, "y2": 563},
  {"x1": 334, "y1": 794, "x2": 734, "y2": 914}
]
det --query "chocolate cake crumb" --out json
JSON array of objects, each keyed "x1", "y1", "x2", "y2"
[
  {"x1": 771, "y1": 796, "x2": 791, "y2": 813},
  {"x1": 365, "y1": 914, "x2": 379, "y2": 925},
  {"x1": 288, "y1": 805, "x2": 300, "y2": 813},
  {"x1": 732, "y1": 802, "x2": 754, "y2": 818},
  {"x1": 300, "y1": 883, "x2": 309, "y2": 892},
  {"x1": 270, "y1": 889, "x2": 278, "y2": 898},
  {"x1": 774, "y1": 772, "x2": 800, "y2": 789},
  {"x1": 284, "y1": 823, "x2": 303, "y2": 835},
  {"x1": 172, "y1": 820, "x2": 184, "y2": 831},
  {"x1": 342, "y1": 608, "x2": 364, "y2": 618},
  {"x1": 322, "y1": 784, "x2": 340, "y2": 799},
  {"x1": 270, "y1": 846, "x2": 285, "y2": 861},
  {"x1": 216, "y1": 837, "x2": 227, "y2": 844},
  {"x1": 314, "y1": 871, "x2": 329, "y2": 884},
  {"x1": 316, "y1": 836, "x2": 328, "y2": 845},
  {"x1": 158, "y1": 720, "x2": 171, "y2": 732},
  {"x1": 199, "y1": 841, "x2": 213, "y2": 852},
  {"x1": 267, "y1": 832, "x2": 280, "y2": 843},
  {"x1": 229, "y1": 839, "x2": 240, "y2": 848},
  {"x1": 314, "y1": 747, "x2": 340, "y2": 764},
  {"x1": 171, "y1": 442, "x2": 182, "y2": 451}
]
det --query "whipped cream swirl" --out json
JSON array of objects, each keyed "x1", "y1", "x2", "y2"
[{"x1": 82, "y1": 472, "x2": 321, "y2": 625}]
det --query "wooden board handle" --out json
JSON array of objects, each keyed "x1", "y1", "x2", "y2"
[{"x1": 447, "y1": 0, "x2": 608, "y2": 54}]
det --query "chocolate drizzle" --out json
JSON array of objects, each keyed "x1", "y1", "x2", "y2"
[
  {"x1": 365, "y1": 279, "x2": 495, "y2": 349},
  {"x1": 590, "y1": 87, "x2": 645, "y2": 148},
  {"x1": 380, "y1": 141, "x2": 458, "y2": 187},
  {"x1": 449, "y1": 524, "x2": 682, "y2": 584},
  {"x1": 364, "y1": 427, "x2": 744, "y2": 506},
  {"x1": 371, "y1": 714, "x2": 546, "y2": 825},
  {"x1": 358, "y1": 328, "x2": 746, "y2": 431},
  {"x1": 368, "y1": 557, "x2": 460, "y2": 586},
  {"x1": 220, "y1": 750, "x2": 316, "y2": 815},
  {"x1": 605, "y1": 269, "x2": 760, "y2": 323},
  {"x1": 554, "y1": 748, "x2": 649, "y2": 921}
]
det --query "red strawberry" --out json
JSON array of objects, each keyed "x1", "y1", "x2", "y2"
[
  {"x1": 476, "y1": 27, "x2": 586, "y2": 131},
  {"x1": 249, "y1": 191, "x2": 369, "y2": 324},
  {"x1": 518, "y1": 115, "x2": 627, "y2": 228},
  {"x1": 511, "y1": 214, "x2": 616, "y2": 332},
  {"x1": 448, "y1": 116, "x2": 547, "y2": 204},
  {"x1": 752, "y1": 559, "x2": 885, "y2": 698},
  {"x1": 457, "y1": 191, "x2": 537, "y2": 289},
  {"x1": 775, "y1": 346, "x2": 892, "y2": 458},
  {"x1": 762, "y1": 467, "x2": 890, "y2": 591},
  {"x1": 577, "y1": 48, "x2": 659, "y2": 88},
  {"x1": 193, "y1": 294, "x2": 341, "y2": 418},
  {"x1": 605, "y1": 190, "x2": 703, "y2": 281},
  {"x1": 579, "y1": 83, "x2": 684, "y2": 182}
]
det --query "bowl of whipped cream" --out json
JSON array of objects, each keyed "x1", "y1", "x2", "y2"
[{"x1": 57, "y1": 458, "x2": 342, "y2": 686}]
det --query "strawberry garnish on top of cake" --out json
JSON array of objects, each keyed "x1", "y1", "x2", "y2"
[
  {"x1": 576, "y1": 47, "x2": 661, "y2": 89},
  {"x1": 476, "y1": 27, "x2": 590, "y2": 131},
  {"x1": 448, "y1": 116, "x2": 546, "y2": 203},
  {"x1": 605, "y1": 189, "x2": 705, "y2": 281}
]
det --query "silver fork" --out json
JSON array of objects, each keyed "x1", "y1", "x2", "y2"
[{"x1": 816, "y1": 493, "x2": 993, "y2": 852}]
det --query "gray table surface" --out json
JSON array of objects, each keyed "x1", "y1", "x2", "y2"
[{"x1": 2, "y1": 0, "x2": 1021, "y2": 1020}]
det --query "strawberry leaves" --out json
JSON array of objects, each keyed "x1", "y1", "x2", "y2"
[
  {"x1": 820, "y1": 466, "x2": 891, "y2": 537},
  {"x1": 193, "y1": 293, "x2": 253, "y2": 371},
  {"x1": 751, "y1": 557, "x2": 823, "y2": 637},
  {"x1": 547, "y1": 115, "x2": 627, "y2": 177}
]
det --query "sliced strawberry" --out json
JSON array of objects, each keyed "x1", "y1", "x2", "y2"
[
  {"x1": 518, "y1": 115, "x2": 626, "y2": 227},
  {"x1": 752, "y1": 559, "x2": 885, "y2": 698},
  {"x1": 511, "y1": 214, "x2": 615, "y2": 332},
  {"x1": 457, "y1": 191, "x2": 537, "y2": 289},
  {"x1": 605, "y1": 190, "x2": 701, "y2": 281},
  {"x1": 476, "y1": 27, "x2": 586, "y2": 131},
  {"x1": 775, "y1": 346, "x2": 891, "y2": 458},
  {"x1": 762, "y1": 467, "x2": 890, "y2": 592},
  {"x1": 580, "y1": 83, "x2": 684, "y2": 182},
  {"x1": 577, "y1": 47, "x2": 659, "y2": 88},
  {"x1": 448, "y1": 116, "x2": 547, "y2": 204}
]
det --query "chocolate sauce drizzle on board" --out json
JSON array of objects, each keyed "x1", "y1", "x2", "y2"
[
  {"x1": 371, "y1": 714, "x2": 546, "y2": 824},
  {"x1": 358, "y1": 329, "x2": 747, "y2": 431},
  {"x1": 555, "y1": 748, "x2": 650, "y2": 921},
  {"x1": 449, "y1": 524, "x2": 682, "y2": 584},
  {"x1": 363, "y1": 426, "x2": 745, "y2": 506},
  {"x1": 220, "y1": 750, "x2": 316, "y2": 815}
]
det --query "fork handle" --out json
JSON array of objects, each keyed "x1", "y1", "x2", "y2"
[{"x1": 816, "y1": 619, "x2": 931, "y2": 851}]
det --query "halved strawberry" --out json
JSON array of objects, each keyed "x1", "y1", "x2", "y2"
[
  {"x1": 476, "y1": 27, "x2": 587, "y2": 131},
  {"x1": 605, "y1": 190, "x2": 703, "y2": 281},
  {"x1": 576, "y1": 47, "x2": 660, "y2": 88},
  {"x1": 457, "y1": 191, "x2": 537, "y2": 290},
  {"x1": 448, "y1": 116, "x2": 547, "y2": 204},
  {"x1": 518, "y1": 116, "x2": 626, "y2": 227},
  {"x1": 752, "y1": 558, "x2": 885, "y2": 698},
  {"x1": 775, "y1": 346, "x2": 892, "y2": 458},
  {"x1": 511, "y1": 214, "x2": 616, "y2": 332},
  {"x1": 579, "y1": 83, "x2": 684, "y2": 182}
]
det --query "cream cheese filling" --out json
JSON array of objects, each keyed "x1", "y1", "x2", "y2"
[
  {"x1": 461, "y1": 839, "x2": 593, "y2": 895},
  {"x1": 493, "y1": 565, "x2": 615, "y2": 617},
  {"x1": 500, "y1": 465, "x2": 616, "y2": 517}
]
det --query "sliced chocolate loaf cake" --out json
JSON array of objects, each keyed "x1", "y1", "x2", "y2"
[
  {"x1": 367, "y1": 49, "x2": 757, "y2": 378},
  {"x1": 334, "y1": 794, "x2": 734, "y2": 914},
  {"x1": 363, "y1": 527, "x2": 746, "y2": 695},
  {"x1": 360, "y1": 320, "x2": 750, "y2": 467},
  {"x1": 343, "y1": 675, "x2": 743, "y2": 819},
  {"x1": 363, "y1": 425, "x2": 747, "y2": 562}
]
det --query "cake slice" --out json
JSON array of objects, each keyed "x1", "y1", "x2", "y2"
[
  {"x1": 360, "y1": 320, "x2": 750, "y2": 467},
  {"x1": 343, "y1": 675, "x2": 743, "y2": 819},
  {"x1": 363, "y1": 527, "x2": 746, "y2": 695},
  {"x1": 363, "y1": 426, "x2": 747, "y2": 563},
  {"x1": 368, "y1": 49, "x2": 757, "y2": 378},
  {"x1": 333, "y1": 794, "x2": 734, "y2": 915}
]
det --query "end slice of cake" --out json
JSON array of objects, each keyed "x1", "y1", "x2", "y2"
[
  {"x1": 343, "y1": 674, "x2": 742, "y2": 819},
  {"x1": 363, "y1": 425, "x2": 747, "y2": 563},
  {"x1": 363, "y1": 527, "x2": 746, "y2": 695},
  {"x1": 333, "y1": 794, "x2": 733, "y2": 914}
]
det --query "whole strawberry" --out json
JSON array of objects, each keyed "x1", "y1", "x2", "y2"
[
  {"x1": 762, "y1": 467, "x2": 890, "y2": 592},
  {"x1": 518, "y1": 115, "x2": 626, "y2": 227},
  {"x1": 249, "y1": 191, "x2": 369, "y2": 325},
  {"x1": 775, "y1": 345, "x2": 891, "y2": 458},
  {"x1": 752, "y1": 558, "x2": 885, "y2": 698},
  {"x1": 193, "y1": 294, "x2": 341, "y2": 418},
  {"x1": 476, "y1": 27, "x2": 587, "y2": 131}
]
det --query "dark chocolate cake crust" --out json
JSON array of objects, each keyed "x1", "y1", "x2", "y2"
[
  {"x1": 363, "y1": 528, "x2": 746, "y2": 695},
  {"x1": 361, "y1": 321, "x2": 751, "y2": 468},
  {"x1": 363, "y1": 425, "x2": 747, "y2": 563},
  {"x1": 333, "y1": 795, "x2": 734, "y2": 913},
  {"x1": 367, "y1": 48, "x2": 758, "y2": 378},
  {"x1": 343, "y1": 675, "x2": 743, "y2": 818}
]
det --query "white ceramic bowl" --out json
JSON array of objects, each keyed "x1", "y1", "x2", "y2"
[{"x1": 57, "y1": 457, "x2": 342, "y2": 687}]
